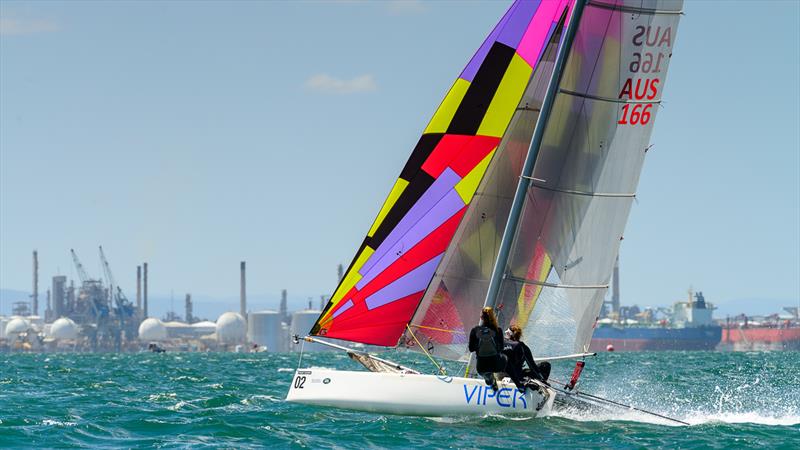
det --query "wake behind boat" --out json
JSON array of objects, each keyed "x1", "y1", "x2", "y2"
[{"x1": 286, "y1": 0, "x2": 684, "y2": 419}]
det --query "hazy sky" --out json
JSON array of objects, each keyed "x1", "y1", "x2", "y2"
[{"x1": 1, "y1": 0, "x2": 798, "y2": 315}]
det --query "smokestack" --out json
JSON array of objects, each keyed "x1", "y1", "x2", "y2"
[
  {"x1": 32, "y1": 250, "x2": 39, "y2": 316},
  {"x1": 337, "y1": 263, "x2": 344, "y2": 282},
  {"x1": 280, "y1": 289, "x2": 287, "y2": 321},
  {"x1": 185, "y1": 293, "x2": 193, "y2": 324},
  {"x1": 611, "y1": 255, "x2": 620, "y2": 314},
  {"x1": 136, "y1": 265, "x2": 142, "y2": 313},
  {"x1": 46, "y1": 289, "x2": 51, "y2": 321},
  {"x1": 240, "y1": 261, "x2": 247, "y2": 318},
  {"x1": 320, "y1": 295, "x2": 325, "y2": 310},
  {"x1": 143, "y1": 262, "x2": 149, "y2": 318}
]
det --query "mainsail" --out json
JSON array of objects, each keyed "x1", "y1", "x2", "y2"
[
  {"x1": 406, "y1": 0, "x2": 683, "y2": 361},
  {"x1": 312, "y1": 0, "x2": 683, "y2": 361},
  {"x1": 311, "y1": 0, "x2": 572, "y2": 346}
]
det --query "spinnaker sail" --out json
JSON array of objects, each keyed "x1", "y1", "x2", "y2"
[{"x1": 312, "y1": 0, "x2": 573, "y2": 346}]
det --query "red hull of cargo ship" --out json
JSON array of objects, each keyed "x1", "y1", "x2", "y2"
[
  {"x1": 589, "y1": 339, "x2": 719, "y2": 352},
  {"x1": 720, "y1": 327, "x2": 800, "y2": 351}
]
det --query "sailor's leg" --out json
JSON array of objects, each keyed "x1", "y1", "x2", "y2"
[{"x1": 537, "y1": 362, "x2": 551, "y2": 382}]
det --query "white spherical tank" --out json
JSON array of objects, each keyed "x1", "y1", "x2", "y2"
[
  {"x1": 5, "y1": 317, "x2": 30, "y2": 337},
  {"x1": 290, "y1": 310, "x2": 327, "y2": 352},
  {"x1": 248, "y1": 310, "x2": 283, "y2": 352},
  {"x1": 50, "y1": 317, "x2": 79, "y2": 340},
  {"x1": 138, "y1": 318, "x2": 168, "y2": 341},
  {"x1": 217, "y1": 312, "x2": 246, "y2": 344}
]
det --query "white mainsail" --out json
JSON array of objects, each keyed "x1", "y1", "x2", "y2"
[{"x1": 406, "y1": 0, "x2": 683, "y2": 361}]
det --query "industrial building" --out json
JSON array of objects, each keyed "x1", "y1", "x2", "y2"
[{"x1": 1, "y1": 252, "x2": 343, "y2": 353}]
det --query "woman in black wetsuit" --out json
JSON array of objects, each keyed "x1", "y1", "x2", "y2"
[{"x1": 468, "y1": 307, "x2": 506, "y2": 390}]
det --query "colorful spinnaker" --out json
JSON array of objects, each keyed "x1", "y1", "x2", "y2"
[{"x1": 312, "y1": 0, "x2": 572, "y2": 346}]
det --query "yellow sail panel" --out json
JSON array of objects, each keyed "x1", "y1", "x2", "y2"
[
  {"x1": 476, "y1": 53, "x2": 533, "y2": 137},
  {"x1": 367, "y1": 179, "x2": 409, "y2": 238},
  {"x1": 514, "y1": 247, "x2": 552, "y2": 327},
  {"x1": 423, "y1": 78, "x2": 471, "y2": 135},
  {"x1": 455, "y1": 148, "x2": 496, "y2": 203},
  {"x1": 321, "y1": 246, "x2": 375, "y2": 324}
]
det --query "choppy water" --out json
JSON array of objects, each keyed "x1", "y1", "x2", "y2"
[{"x1": 1, "y1": 350, "x2": 798, "y2": 448}]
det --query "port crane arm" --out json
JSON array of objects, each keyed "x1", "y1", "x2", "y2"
[{"x1": 70, "y1": 249, "x2": 90, "y2": 284}]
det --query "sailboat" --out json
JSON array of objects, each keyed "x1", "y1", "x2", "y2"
[{"x1": 286, "y1": 0, "x2": 683, "y2": 417}]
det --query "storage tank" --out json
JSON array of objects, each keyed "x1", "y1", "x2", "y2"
[
  {"x1": 138, "y1": 318, "x2": 168, "y2": 341},
  {"x1": 290, "y1": 310, "x2": 327, "y2": 352},
  {"x1": 248, "y1": 310, "x2": 283, "y2": 352},
  {"x1": 50, "y1": 317, "x2": 79, "y2": 340},
  {"x1": 5, "y1": 317, "x2": 30, "y2": 340},
  {"x1": 217, "y1": 312, "x2": 246, "y2": 344}
]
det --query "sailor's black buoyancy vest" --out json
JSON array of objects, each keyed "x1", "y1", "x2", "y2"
[{"x1": 476, "y1": 326, "x2": 499, "y2": 358}]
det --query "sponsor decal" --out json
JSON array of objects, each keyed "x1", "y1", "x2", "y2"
[
  {"x1": 323, "y1": 378, "x2": 331, "y2": 384},
  {"x1": 463, "y1": 384, "x2": 527, "y2": 409}
]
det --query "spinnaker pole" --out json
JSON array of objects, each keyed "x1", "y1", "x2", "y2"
[{"x1": 482, "y1": 0, "x2": 587, "y2": 313}]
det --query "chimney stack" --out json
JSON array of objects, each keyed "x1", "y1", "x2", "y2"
[
  {"x1": 240, "y1": 261, "x2": 247, "y2": 318},
  {"x1": 280, "y1": 289, "x2": 288, "y2": 322},
  {"x1": 46, "y1": 289, "x2": 52, "y2": 322},
  {"x1": 32, "y1": 250, "x2": 39, "y2": 316},
  {"x1": 143, "y1": 262, "x2": 149, "y2": 318},
  {"x1": 337, "y1": 263, "x2": 344, "y2": 282},
  {"x1": 185, "y1": 293, "x2": 193, "y2": 324},
  {"x1": 136, "y1": 265, "x2": 142, "y2": 314}
]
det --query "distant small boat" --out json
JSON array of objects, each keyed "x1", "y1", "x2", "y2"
[{"x1": 287, "y1": 0, "x2": 684, "y2": 418}]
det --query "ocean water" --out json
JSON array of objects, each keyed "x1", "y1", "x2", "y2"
[{"x1": 1, "y1": 350, "x2": 797, "y2": 449}]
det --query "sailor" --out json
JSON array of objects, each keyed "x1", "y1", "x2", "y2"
[
  {"x1": 502, "y1": 325, "x2": 550, "y2": 392},
  {"x1": 468, "y1": 307, "x2": 506, "y2": 391}
]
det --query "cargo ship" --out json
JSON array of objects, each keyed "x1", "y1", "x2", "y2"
[
  {"x1": 589, "y1": 288, "x2": 722, "y2": 352},
  {"x1": 718, "y1": 308, "x2": 800, "y2": 351}
]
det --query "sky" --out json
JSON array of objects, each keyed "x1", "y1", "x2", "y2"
[{"x1": 1, "y1": 0, "x2": 798, "y2": 317}]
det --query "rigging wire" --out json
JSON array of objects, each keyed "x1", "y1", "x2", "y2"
[{"x1": 405, "y1": 324, "x2": 446, "y2": 375}]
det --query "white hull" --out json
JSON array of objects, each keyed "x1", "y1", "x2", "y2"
[{"x1": 285, "y1": 368, "x2": 556, "y2": 417}]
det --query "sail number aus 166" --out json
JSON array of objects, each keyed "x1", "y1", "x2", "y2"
[{"x1": 619, "y1": 25, "x2": 673, "y2": 126}]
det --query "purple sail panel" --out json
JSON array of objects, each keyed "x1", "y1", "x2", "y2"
[
  {"x1": 356, "y1": 188, "x2": 466, "y2": 290},
  {"x1": 460, "y1": 0, "x2": 518, "y2": 82},
  {"x1": 497, "y1": 0, "x2": 541, "y2": 49},
  {"x1": 365, "y1": 254, "x2": 444, "y2": 310},
  {"x1": 332, "y1": 299, "x2": 354, "y2": 319},
  {"x1": 360, "y1": 168, "x2": 461, "y2": 275}
]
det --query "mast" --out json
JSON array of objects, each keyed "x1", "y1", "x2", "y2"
[{"x1": 483, "y1": 0, "x2": 587, "y2": 312}]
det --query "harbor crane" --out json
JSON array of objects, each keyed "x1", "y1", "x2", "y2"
[{"x1": 99, "y1": 246, "x2": 137, "y2": 342}]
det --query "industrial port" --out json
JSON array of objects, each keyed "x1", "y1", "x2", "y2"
[
  {"x1": 591, "y1": 257, "x2": 800, "y2": 352},
  {"x1": 2, "y1": 249, "x2": 798, "y2": 353},
  {"x1": 0, "y1": 249, "x2": 336, "y2": 353}
]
